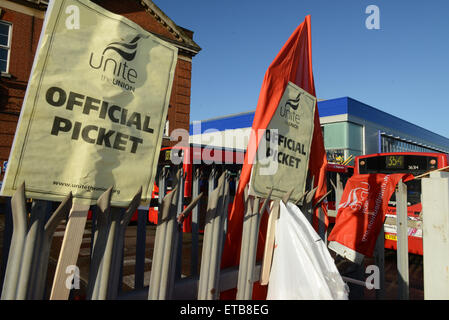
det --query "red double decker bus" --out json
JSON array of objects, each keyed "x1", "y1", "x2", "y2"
[
  {"x1": 353, "y1": 152, "x2": 449, "y2": 255},
  {"x1": 326, "y1": 163, "x2": 354, "y2": 224},
  {"x1": 148, "y1": 144, "x2": 245, "y2": 231},
  {"x1": 150, "y1": 146, "x2": 356, "y2": 228}
]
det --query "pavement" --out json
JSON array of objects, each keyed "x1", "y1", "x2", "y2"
[{"x1": 337, "y1": 250, "x2": 424, "y2": 300}]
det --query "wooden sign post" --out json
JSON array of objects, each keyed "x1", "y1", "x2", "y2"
[{"x1": 50, "y1": 202, "x2": 90, "y2": 300}]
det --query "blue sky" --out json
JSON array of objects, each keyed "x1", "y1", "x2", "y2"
[{"x1": 153, "y1": 1, "x2": 449, "y2": 139}]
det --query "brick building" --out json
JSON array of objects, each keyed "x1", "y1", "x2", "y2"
[{"x1": 0, "y1": 0, "x2": 201, "y2": 180}]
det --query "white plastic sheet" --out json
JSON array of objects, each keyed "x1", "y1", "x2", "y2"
[{"x1": 267, "y1": 201, "x2": 349, "y2": 300}]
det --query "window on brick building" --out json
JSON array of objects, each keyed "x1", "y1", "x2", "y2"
[
  {"x1": 0, "y1": 21, "x2": 11, "y2": 73},
  {"x1": 163, "y1": 120, "x2": 170, "y2": 138}
]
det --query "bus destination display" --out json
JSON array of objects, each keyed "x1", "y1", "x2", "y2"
[
  {"x1": 358, "y1": 154, "x2": 439, "y2": 174},
  {"x1": 385, "y1": 155, "x2": 404, "y2": 169}
]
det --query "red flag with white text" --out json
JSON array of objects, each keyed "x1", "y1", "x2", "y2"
[
  {"x1": 328, "y1": 173, "x2": 412, "y2": 260},
  {"x1": 220, "y1": 15, "x2": 327, "y2": 299}
]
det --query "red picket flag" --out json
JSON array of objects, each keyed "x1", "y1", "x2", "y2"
[
  {"x1": 220, "y1": 15, "x2": 328, "y2": 299},
  {"x1": 328, "y1": 173, "x2": 413, "y2": 260}
]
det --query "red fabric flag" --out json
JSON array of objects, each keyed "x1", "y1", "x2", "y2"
[
  {"x1": 220, "y1": 15, "x2": 328, "y2": 299},
  {"x1": 328, "y1": 173, "x2": 413, "y2": 259}
]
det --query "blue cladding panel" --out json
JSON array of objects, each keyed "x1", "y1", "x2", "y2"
[
  {"x1": 316, "y1": 97, "x2": 349, "y2": 117},
  {"x1": 347, "y1": 97, "x2": 449, "y2": 147},
  {"x1": 189, "y1": 97, "x2": 449, "y2": 150},
  {"x1": 189, "y1": 112, "x2": 255, "y2": 135},
  {"x1": 189, "y1": 98, "x2": 349, "y2": 135}
]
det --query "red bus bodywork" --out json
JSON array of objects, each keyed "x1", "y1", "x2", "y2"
[
  {"x1": 148, "y1": 145, "x2": 245, "y2": 232},
  {"x1": 326, "y1": 163, "x2": 354, "y2": 224},
  {"x1": 354, "y1": 152, "x2": 449, "y2": 255}
]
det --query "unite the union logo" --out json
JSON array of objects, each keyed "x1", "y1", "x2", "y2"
[
  {"x1": 102, "y1": 35, "x2": 142, "y2": 62},
  {"x1": 88, "y1": 35, "x2": 143, "y2": 91},
  {"x1": 285, "y1": 92, "x2": 301, "y2": 111},
  {"x1": 279, "y1": 92, "x2": 303, "y2": 126},
  {"x1": 338, "y1": 182, "x2": 370, "y2": 211}
]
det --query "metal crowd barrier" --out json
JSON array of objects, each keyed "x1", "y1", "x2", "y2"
[
  {"x1": 87, "y1": 186, "x2": 141, "y2": 300},
  {"x1": 1, "y1": 167, "x2": 445, "y2": 300},
  {"x1": 1, "y1": 183, "x2": 72, "y2": 300}
]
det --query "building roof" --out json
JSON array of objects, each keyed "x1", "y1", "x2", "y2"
[
  {"x1": 140, "y1": 0, "x2": 201, "y2": 55},
  {"x1": 15, "y1": 0, "x2": 201, "y2": 55},
  {"x1": 320, "y1": 97, "x2": 449, "y2": 148},
  {"x1": 190, "y1": 110, "x2": 256, "y2": 134},
  {"x1": 24, "y1": 0, "x2": 48, "y2": 6}
]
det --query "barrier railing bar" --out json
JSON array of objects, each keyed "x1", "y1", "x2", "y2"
[
  {"x1": 1, "y1": 187, "x2": 25, "y2": 300},
  {"x1": 374, "y1": 226, "x2": 386, "y2": 300},
  {"x1": 0, "y1": 196, "x2": 12, "y2": 296},
  {"x1": 148, "y1": 169, "x2": 182, "y2": 300},
  {"x1": 341, "y1": 276, "x2": 366, "y2": 287},
  {"x1": 175, "y1": 168, "x2": 185, "y2": 281},
  {"x1": 118, "y1": 263, "x2": 263, "y2": 300},
  {"x1": 197, "y1": 171, "x2": 228, "y2": 300},
  {"x1": 396, "y1": 180, "x2": 409, "y2": 300},
  {"x1": 190, "y1": 167, "x2": 200, "y2": 277},
  {"x1": 30, "y1": 195, "x2": 72, "y2": 299},
  {"x1": 134, "y1": 209, "x2": 147, "y2": 289},
  {"x1": 15, "y1": 199, "x2": 49, "y2": 299}
]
